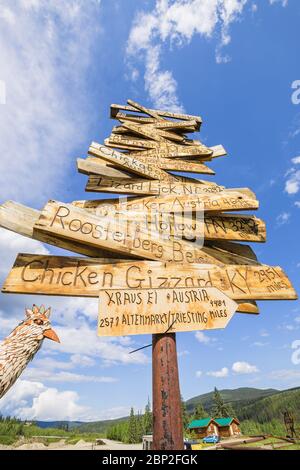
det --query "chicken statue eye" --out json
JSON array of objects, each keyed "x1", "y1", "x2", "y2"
[{"x1": 34, "y1": 319, "x2": 43, "y2": 325}]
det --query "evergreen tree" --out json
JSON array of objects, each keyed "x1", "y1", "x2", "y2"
[
  {"x1": 128, "y1": 407, "x2": 137, "y2": 443},
  {"x1": 143, "y1": 397, "x2": 153, "y2": 435},
  {"x1": 136, "y1": 411, "x2": 144, "y2": 442},
  {"x1": 181, "y1": 396, "x2": 190, "y2": 429},
  {"x1": 212, "y1": 387, "x2": 235, "y2": 418},
  {"x1": 193, "y1": 403, "x2": 208, "y2": 420}
]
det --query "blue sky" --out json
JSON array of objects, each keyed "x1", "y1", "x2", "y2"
[{"x1": 1, "y1": 0, "x2": 300, "y2": 422}]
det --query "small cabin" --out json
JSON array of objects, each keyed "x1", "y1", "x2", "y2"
[
  {"x1": 188, "y1": 418, "x2": 218, "y2": 439},
  {"x1": 214, "y1": 417, "x2": 241, "y2": 437},
  {"x1": 188, "y1": 417, "x2": 241, "y2": 439}
]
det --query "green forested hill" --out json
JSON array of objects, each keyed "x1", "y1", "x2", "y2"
[
  {"x1": 185, "y1": 387, "x2": 279, "y2": 413},
  {"x1": 235, "y1": 387, "x2": 300, "y2": 423}
]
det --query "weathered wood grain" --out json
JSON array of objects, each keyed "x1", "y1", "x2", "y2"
[
  {"x1": 0, "y1": 201, "x2": 133, "y2": 259},
  {"x1": 88, "y1": 143, "x2": 176, "y2": 182},
  {"x1": 72, "y1": 201, "x2": 266, "y2": 243},
  {"x1": 97, "y1": 287, "x2": 238, "y2": 336},
  {"x1": 77, "y1": 158, "x2": 132, "y2": 178},
  {"x1": 85, "y1": 178, "x2": 258, "y2": 210},
  {"x1": 125, "y1": 153, "x2": 215, "y2": 174},
  {"x1": 33, "y1": 200, "x2": 238, "y2": 265},
  {"x1": 3, "y1": 254, "x2": 297, "y2": 300},
  {"x1": 110, "y1": 103, "x2": 202, "y2": 129}
]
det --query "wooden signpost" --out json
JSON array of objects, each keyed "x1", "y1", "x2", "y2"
[
  {"x1": 0, "y1": 98, "x2": 297, "y2": 451},
  {"x1": 98, "y1": 287, "x2": 238, "y2": 336}
]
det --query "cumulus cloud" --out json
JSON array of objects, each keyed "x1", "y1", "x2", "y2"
[
  {"x1": 0, "y1": 379, "x2": 89, "y2": 421},
  {"x1": 0, "y1": 379, "x2": 132, "y2": 421},
  {"x1": 207, "y1": 367, "x2": 229, "y2": 378},
  {"x1": 276, "y1": 212, "x2": 290, "y2": 226},
  {"x1": 284, "y1": 157, "x2": 300, "y2": 195},
  {"x1": 232, "y1": 361, "x2": 259, "y2": 374},
  {"x1": 0, "y1": 0, "x2": 101, "y2": 204},
  {"x1": 195, "y1": 370, "x2": 202, "y2": 378},
  {"x1": 126, "y1": 1, "x2": 287, "y2": 109},
  {"x1": 126, "y1": 0, "x2": 249, "y2": 110},
  {"x1": 195, "y1": 331, "x2": 213, "y2": 344}
]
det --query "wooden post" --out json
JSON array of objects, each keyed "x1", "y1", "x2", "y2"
[{"x1": 152, "y1": 333, "x2": 184, "y2": 450}]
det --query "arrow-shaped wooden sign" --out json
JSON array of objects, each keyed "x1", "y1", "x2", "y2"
[
  {"x1": 3, "y1": 254, "x2": 297, "y2": 301},
  {"x1": 98, "y1": 287, "x2": 238, "y2": 336}
]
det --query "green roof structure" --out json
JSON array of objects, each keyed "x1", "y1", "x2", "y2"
[
  {"x1": 214, "y1": 417, "x2": 239, "y2": 427},
  {"x1": 188, "y1": 418, "x2": 212, "y2": 429},
  {"x1": 188, "y1": 417, "x2": 239, "y2": 429}
]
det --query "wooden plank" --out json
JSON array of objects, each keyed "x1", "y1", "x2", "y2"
[
  {"x1": 85, "y1": 180, "x2": 258, "y2": 210},
  {"x1": 119, "y1": 120, "x2": 185, "y2": 143},
  {"x1": 126, "y1": 153, "x2": 215, "y2": 175},
  {"x1": 110, "y1": 103, "x2": 202, "y2": 129},
  {"x1": 210, "y1": 145, "x2": 227, "y2": 159},
  {"x1": 88, "y1": 143, "x2": 176, "y2": 182},
  {"x1": 77, "y1": 158, "x2": 131, "y2": 179},
  {"x1": 118, "y1": 122, "x2": 186, "y2": 142},
  {"x1": 72, "y1": 202, "x2": 266, "y2": 243},
  {"x1": 106, "y1": 136, "x2": 213, "y2": 158},
  {"x1": 3, "y1": 254, "x2": 297, "y2": 300},
  {"x1": 0, "y1": 201, "x2": 133, "y2": 259},
  {"x1": 33, "y1": 200, "x2": 234, "y2": 265},
  {"x1": 115, "y1": 113, "x2": 197, "y2": 132},
  {"x1": 127, "y1": 99, "x2": 162, "y2": 119},
  {"x1": 97, "y1": 287, "x2": 238, "y2": 336}
]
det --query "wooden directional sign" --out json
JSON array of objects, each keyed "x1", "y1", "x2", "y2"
[
  {"x1": 105, "y1": 136, "x2": 214, "y2": 157},
  {"x1": 123, "y1": 153, "x2": 215, "y2": 175},
  {"x1": 72, "y1": 201, "x2": 266, "y2": 243},
  {"x1": 85, "y1": 176, "x2": 258, "y2": 206},
  {"x1": 33, "y1": 200, "x2": 237, "y2": 265},
  {"x1": 97, "y1": 287, "x2": 238, "y2": 336},
  {"x1": 0, "y1": 201, "x2": 131, "y2": 259},
  {"x1": 3, "y1": 254, "x2": 297, "y2": 301},
  {"x1": 110, "y1": 102, "x2": 202, "y2": 129},
  {"x1": 88, "y1": 143, "x2": 176, "y2": 182}
]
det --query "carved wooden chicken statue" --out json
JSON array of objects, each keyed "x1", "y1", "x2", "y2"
[{"x1": 0, "y1": 305, "x2": 60, "y2": 399}]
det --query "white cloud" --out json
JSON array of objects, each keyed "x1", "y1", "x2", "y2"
[
  {"x1": 126, "y1": 0, "x2": 287, "y2": 109},
  {"x1": 0, "y1": 379, "x2": 132, "y2": 421},
  {"x1": 207, "y1": 367, "x2": 229, "y2": 378},
  {"x1": 126, "y1": 0, "x2": 249, "y2": 110},
  {"x1": 24, "y1": 368, "x2": 117, "y2": 384},
  {"x1": 285, "y1": 157, "x2": 300, "y2": 195},
  {"x1": 196, "y1": 370, "x2": 202, "y2": 378},
  {"x1": 269, "y1": 0, "x2": 288, "y2": 6},
  {"x1": 276, "y1": 212, "x2": 290, "y2": 226},
  {"x1": 0, "y1": 230, "x2": 49, "y2": 277},
  {"x1": 0, "y1": 379, "x2": 89, "y2": 421},
  {"x1": 295, "y1": 201, "x2": 300, "y2": 208},
  {"x1": 232, "y1": 361, "x2": 259, "y2": 374},
  {"x1": 45, "y1": 321, "x2": 149, "y2": 366},
  {"x1": 0, "y1": 0, "x2": 102, "y2": 204},
  {"x1": 195, "y1": 331, "x2": 212, "y2": 344},
  {"x1": 252, "y1": 341, "x2": 269, "y2": 347}
]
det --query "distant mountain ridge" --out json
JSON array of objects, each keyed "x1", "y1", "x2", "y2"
[
  {"x1": 35, "y1": 386, "x2": 300, "y2": 432},
  {"x1": 185, "y1": 387, "x2": 279, "y2": 413}
]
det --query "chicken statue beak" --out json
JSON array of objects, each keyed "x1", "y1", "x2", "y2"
[{"x1": 43, "y1": 328, "x2": 60, "y2": 343}]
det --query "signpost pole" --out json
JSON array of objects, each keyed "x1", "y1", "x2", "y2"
[{"x1": 152, "y1": 333, "x2": 184, "y2": 450}]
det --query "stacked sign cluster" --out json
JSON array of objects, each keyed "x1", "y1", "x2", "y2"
[{"x1": 0, "y1": 99, "x2": 297, "y2": 337}]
